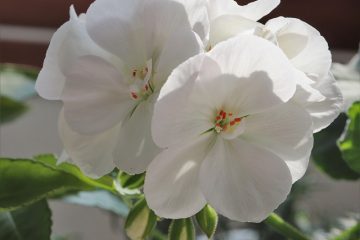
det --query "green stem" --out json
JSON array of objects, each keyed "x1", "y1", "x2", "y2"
[
  {"x1": 265, "y1": 213, "x2": 311, "y2": 240},
  {"x1": 331, "y1": 223, "x2": 360, "y2": 240}
]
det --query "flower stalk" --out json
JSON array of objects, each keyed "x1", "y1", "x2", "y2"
[{"x1": 265, "y1": 213, "x2": 311, "y2": 240}]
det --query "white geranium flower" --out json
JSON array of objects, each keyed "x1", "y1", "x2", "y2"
[
  {"x1": 144, "y1": 35, "x2": 313, "y2": 222},
  {"x1": 35, "y1": 0, "x2": 208, "y2": 177},
  {"x1": 261, "y1": 17, "x2": 343, "y2": 132},
  {"x1": 206, "y1": 0, "x2": 280, "y2": 48}
]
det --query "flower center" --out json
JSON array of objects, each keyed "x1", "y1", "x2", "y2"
[
  {"x1": 214, "y1": 110, "x2": 243, "y2": 133},
  {"x1": 129, "y1": 59, "x2": 153, "y2": 101}
]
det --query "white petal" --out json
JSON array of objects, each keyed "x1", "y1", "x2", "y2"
[
  {"x1": 154, "y1": 26, "x2": 203, "y2": 87},
  {"x1": 36, "y1": 6, "x2": 111, "y2": 100},
  {"x1": 200, "y1": 138, "x2": 292, "y2": 222},
  {"x1": 86, "y1": 0, "x2": 147, "y2": 67},
  {"x1": 59, "y1": 110, "x2": 118, "y2": 178},
  {"x1": 62, "y1": 55, "x2": 134, "y2": 134},
  {"x1": 266, "y1": 17, "x2": 331, "y2": 79},
  {"x1": 86, "y1": 0, "x2": 204, "y2": 68},
  {"x1": 35, "y1": 21, "x2": 71, "y2": 100},
  {"x1": 299, "y1": 73, "x2": 343, "y2": 132},
  {"x1": 173, "y1": 0, "x2": 210, "y2": 43},
  {"x1": 114, "y1": 99, "x2": 160, "y2": 174},
  {"x1": 58, "y1": 8, "x2": 113, "y2": 75},
  {"x1": 209, "y1": 15, "x2": 262, "y2": 47},
  {"x1": 208, "y1": 35, "x2": 297, "y2": 108},
  {"x1": 208, "y1": 0, "x2": 280, "y2": 21},
  {"x1": 233, "y1": 0, "x2": 280, "y2": 21},
  {"x1": 152, "y1": 54, "x2": 216, "y2": 148},
  {"x1": 242, "y1": 102, "x2": 313, "y2": 182},
  {"x1": 293, "y1": 71, "x2": 326, "y2": 104},
  {"x1": 144, "y1": 134, "x2": 211, "y2": 219}
]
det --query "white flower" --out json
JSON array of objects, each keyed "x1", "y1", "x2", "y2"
[
  {"x1": 206, "y1": 0, "x2": 280, "y2": 48},
  {"x1": 35, "y1": 0, "x2": 208, "y2": 177},
  {"x1": 144, "y1": 35, "x2": 313, "y2": 222},
  {"x1": 261, "y1": 17, "x2": 343, "y2": 132},
  {"x1": 203, "y1": 5, "x2": 343, "y2": 133}
]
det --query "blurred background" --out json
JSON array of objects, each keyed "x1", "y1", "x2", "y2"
[{"x1": 1, "y1": 0, "x2": 359, "y2": 239}]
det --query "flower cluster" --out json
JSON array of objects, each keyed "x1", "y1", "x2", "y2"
[{"x1": 36, "y1": 0, "x2": 342, "y2": 222}]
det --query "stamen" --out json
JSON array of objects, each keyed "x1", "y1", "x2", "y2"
[
  {"x1": 131, "y1": 92, "x2": 138, "y2": 99},
  {"x1": 213, "y1": 110, "x2": 243, "y2": 133}
]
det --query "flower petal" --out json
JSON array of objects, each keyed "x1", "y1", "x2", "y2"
[
  {"x1": 298, "y1": 73, "x2": 343, "y2": 132},
  {"x1": 242, "y1": 102, "x2": 313, "y2": 182},
  {"x1": 144, "y1": 134, "x2": 211, "y2": 219},
  {"x1": 86, "y1": 0, "x2": 205, "y2": 68},
  {"x1": 199, "y1": 138, "x2": 292, "y2": 222},
  {"x1": 208, "y1": 35, "x2": 297, "y2": 109},
  {"x1": 113, "y1": 99, "x2": 160, "y2": 174},
  {"x1": 234, "y1": 0, "x2": 280, "y2": 21},
  {"x1": 154, "y1": 26, "x2": 203, "y2": 87},
  {"x1": 62, "y1": 55, "x2": 134, "y2": 134},
  {"x1": 266, "y1": 17, "x2": 331, "y2": 79},
  {"x1": 36, "y1": 6, "x2": 111, "y2": 100},
  {"x1": 209, "y1": 15, "x2": 262, "y2": 47},
  {"x1": 35, "y1": 19, "x2": 71, "y2": 100},
  {"x1": 174, "y1": 0, "x2": 210, "y2": 43},
  {"x1": 59, "y1": 110, "x2": 118, "y2": 178},
  {"x1": 152, "y1": 54, "x2": 217, "y2": 148},
  {"x1": 86, "y1": 0, "x2": 147, "y2": 67},
  {"x1": 208, "y1": 0, "x2": 280, "y2": 21}
]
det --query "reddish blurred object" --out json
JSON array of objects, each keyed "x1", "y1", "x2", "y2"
[{"x1": 0, "y1": 0, "x2": 359, "y2": 67}]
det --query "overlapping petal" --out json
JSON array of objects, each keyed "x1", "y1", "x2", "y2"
[
  {"x1": 59, "y1": 110, "x2": 118, "y2": 178},
  {"x1": 266, "y1": 17, "x2": 331, "y2": 79},
  {"x1": 36, "y1": 7, "x2": 110, "y2": 100},
  {"x1": 199, "y1": 138, "x2": 292, "y2": 222},
  {"x1": 242, "y1": 102, "x2": 313, "y2": 182},
  {"x1": 295, "y1": 73, "x2": 343, "y2": 132},
  {"x1": 144, "y1": 134, "x2": 211, "y2": 218},
  {"x1": 86, "y1": 0, "x2": 207, "y2": 68},
  {"x1": 209, "y1": 15, "x2": 261, "y2": 47},
  {"x1": 114, "y1": 99, "x2": 160, "y2": 174},
  {"x1": 62, "y1": 55, "x2": 134, "y2": 134},
  {"x1": 208, "y1": 35, "x2": 297, "y2": 104},
  {"x1": 152, "y1": 54, "x2": 216, "y2": 148}
]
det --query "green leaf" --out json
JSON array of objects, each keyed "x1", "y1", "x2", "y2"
[
  {"x1": 125, "y1": 197, "x2": 157, "y2": 240},
  {"x1": 118, "y1": 171, "x2": 145, "y2": 190},
  {"x1": 0, "y1": 96, "x2": 27, "y2": 123},
  {"x1": 195, "y1": 205, "x2": 218, "y2": 239},
  {"x1": 34, "y1": 154, "x2": 114, "y2": 191},
  {"x1": 339, "y1": 102, "x2": 360, "y2": 174},
  {"x1": 0, "y1": 156, "x2": 114, "y2": 211},
  {"x1": 0, "y1": 200, "x2": 52, "y2": 240},
  {"x1": 62, "y1": 190, "x2": 128, "y2": 217},
  {"x1": 169, "y1": 218, "x2": 195, "y2": 240},
  {"x1": 312, "y1": 114, "x2": 359, "y2": 180}
]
